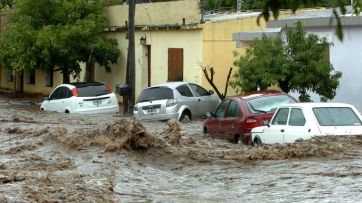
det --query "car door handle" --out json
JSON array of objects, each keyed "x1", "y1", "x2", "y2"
[
  {"x1": 281, "y1": 129, "x2": 285, "y2": 132},
  {"x1": 198, "y1": 99, "x2": 201, "y2": 102}
]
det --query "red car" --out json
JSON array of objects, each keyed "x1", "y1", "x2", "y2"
[{"x1": 203, "y1": 90, "x2": 298, "y2": 144}]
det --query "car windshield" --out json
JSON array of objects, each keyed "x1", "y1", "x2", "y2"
[
  {"x1": 246, "y1": 94, "x2": 296, "y2": 114},
  {"x1": 313, "y1": 107, "x2": 362, "y2": 126},
  {"x1": 77, "y1": 84, "x2": 110, "y2": 97},
  {"x1": 138, "y1": 87, "x2": 174, "y2": 102}
]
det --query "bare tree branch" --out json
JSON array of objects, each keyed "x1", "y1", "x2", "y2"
[
  {"x1": 202, "y1": 66, "x2": 224, "y2": 100},
  {"x1": 223, "y1": 67, "x2": 232, "y2": 98}
]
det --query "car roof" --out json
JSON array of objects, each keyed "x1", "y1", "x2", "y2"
[
  {"x1": 278, "y1": 102, "x2": 357, "y2": 109},
  {"x1": 56, "y1": 82, "x2": 106, "y2": 89},
  {"x1": 71, "y1": 81, "x2": 105, "y2": 87},
  {"x1": 230, "y1": 90, "x2": 285, "y2": 100},
  {"x1": 149, "y1": 82, "x2": 190, "y2": 89}
]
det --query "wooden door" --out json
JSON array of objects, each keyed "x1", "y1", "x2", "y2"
[{"x1": 168, "y1": 48, "x2": 183, "y2": 81}]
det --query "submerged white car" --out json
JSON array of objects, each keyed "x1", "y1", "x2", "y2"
[
  {"x1": 251, "y1": 103, "x2": 362, "y2": 144},
  {"x1": 40, "y1": 82, "x2": 119, "y2": 114}
]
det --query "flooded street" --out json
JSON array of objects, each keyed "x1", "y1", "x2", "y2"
[{"x1": 0, "y1": 93, "x2": 362, "y2": 202}]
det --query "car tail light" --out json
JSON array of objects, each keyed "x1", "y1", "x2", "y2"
[
  {"x1": 166, "y1": 99, "x2": 178, "y2": 107},
  {"x1": 105, "y1": 83, "x2": 113, "y2": 93},
  {"x1": 72, "y1": 88, "x2": 79, "y2": 97},
  {"x1": 243, "y1": 117, "x2": 261, "y2": 130}
]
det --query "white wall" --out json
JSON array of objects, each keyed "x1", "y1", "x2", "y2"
[{"x1": 292, "y1": 26, "x2": 362, "y2": 112}]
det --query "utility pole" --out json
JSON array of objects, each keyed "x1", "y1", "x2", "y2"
[{"x1": 126, "y1": 0, "x2": 136, "y2": 113}]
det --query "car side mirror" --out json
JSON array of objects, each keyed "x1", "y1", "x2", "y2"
[
  {"x1": 44, "y1": 97, "x2": 49, "y2": 101},
  {"x1": 208, "y1": 90, "x2": 214, "y2": 95},
  {"x1": 206, "y1": 112, "x2": 214, "y2": 118}
]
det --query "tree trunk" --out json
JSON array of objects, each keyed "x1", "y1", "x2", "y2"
[
  {"x1": 20, "y1": 70, "x2": 24, "y2": 93},
  {"x1": 63, "y1": 69, "x2": 70, "y2": 84},
  {"x1": 278, "y1": 80, "x2": 290, "y2": 93},
  {"x1": 84, "y1": 63, "x2": 95, "y2": 82}
]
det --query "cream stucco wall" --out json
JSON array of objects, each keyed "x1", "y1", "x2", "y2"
[
  {"x1": 0, "y1": 68, "x2": 13, "y2": 90},
  {"x1": 105, "y1": 0, "x2": 201, "y2": 27},
  {"x1": 95, "y1": 29, "x2": 203, "y2": 101},
  {"x1": 0, "y1": 67, "x2": 63, "y2": 95},
  {"x1": 23, "y1": 70, "x2": 63, "y2": 95},
  {"x1": 94, "y1": 32, "x2": 127, "y2": 102},
  {"x1": 202, "y1": 16, "x2": 266, "y2": 96}
]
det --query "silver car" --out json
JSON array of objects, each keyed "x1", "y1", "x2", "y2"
[{"x1": 133, "y1": 82, "x2": 220, "y2": 122}]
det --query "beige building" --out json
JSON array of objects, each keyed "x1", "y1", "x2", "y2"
[
  {"x1": 202, "y1": 12, "x2": 265, "y2": 95},
  {"x1": 100, "y1": 0, "x2": 204, "y2": 101},
  {"x1": 0, "y1": 0, "x2": 278, "y2": 100}
]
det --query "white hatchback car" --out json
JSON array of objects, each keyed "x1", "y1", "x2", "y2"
[
  {"x1": 40, "y1": 82, "x2": 119, "y2": 114},
  {"x1": 133, "y1": 82, "x2": 220, "y2": 121},
  {"x1": 251, "y1": 103, "x2": 362, "y2": 144}
]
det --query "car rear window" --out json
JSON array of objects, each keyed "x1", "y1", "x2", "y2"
[
  {"x1": 138, "y1": 87, "x2": 174, "y2": 102},
  {"x1": 77, "y1": 84, "x2": 110, "y2": 97},
  {"x1": 246, "y1": 94, "x2": 296, "y2": 114},
  {"x1": 313, "y1": 107, "x2": 362, "y2": 126}
]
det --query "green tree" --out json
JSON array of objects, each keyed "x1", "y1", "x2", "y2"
[
  {"x1": 231, "y1": 22, "x2": 342, "y2": 102},
  {"x1": 0, "y1": 0, "x2": 13, "y2": 8},
  {"x1": 0, "y1": 0, "x2": 119, "y2": 83}
]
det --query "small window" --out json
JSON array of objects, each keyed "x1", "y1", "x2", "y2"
[
  {"x1": 313, "y1": 107, "x2": 362, "y2": 126},
  {"x1": 49, "y1": 88, "x2": 62, "y2": 100},
  {"x1": 138, "y1": 87, "x2": 174, "y2": 102},
  {"x1": 226, "y1": 100, "x2": 239, "y2": 118},
  {"x1": 176, "y1": 84, "x2": 193, "y2": 97},
  {"x1": 272, "y1": 108, "x2": 289, "y2": 125},
  {"x1": 58, "y1": 87, "x2": 68, "y2": 99},
  {"x1": 189, "y1": 84, "x2": 209, "y2": 96},
  {"x1": 77, "y1": 84, "x2": 110, "y2": 97},
  {"x1": 7, "y1": 70, "x2": 13, "y2": 82},
  {"x1": 45, "y1": 68, "x2": 53, "y2": 87},
  {"x1": 215, "y1": 100, "x2": 230, "y2": 118},
  {"x1": 289, "y1": 108, "x2": 306, "y2": 126},
  {"x1": 27, "y1": 69, "x2": 35, "y2": 84}
]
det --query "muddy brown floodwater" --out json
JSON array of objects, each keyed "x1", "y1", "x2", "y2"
[{"x1": 0, "y1": 92, "x2": 362, "y2": 202}]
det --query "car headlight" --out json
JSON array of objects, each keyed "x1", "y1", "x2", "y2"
[{"x1": 166, "y1": 99, "x2": 178, "y2": 107}]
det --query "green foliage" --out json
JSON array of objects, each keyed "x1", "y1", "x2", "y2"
[
  {"x1": 231, "y1": 22, "x2": 342, "y2": 102},
  {"x1": 0, "y1": 0, "x2": 120, "y2": 83},
  {"x1": 0, "y1": 0, "x2": 13, "y2": 9}
]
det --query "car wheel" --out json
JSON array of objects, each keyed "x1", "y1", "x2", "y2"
[
  {"x1": 254, "y1": 136, "x2": 262, "y2": 145},
  {"x1": 235, "y1": 135, "x2": 243, "y2": 144},
  {"x1": 180, "y1": 111, "x2": 191, "y2": 123}
]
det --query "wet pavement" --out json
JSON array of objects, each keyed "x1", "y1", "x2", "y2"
[{"x1": 0, "y1": 92, "x2": 361, "y2": 202}]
